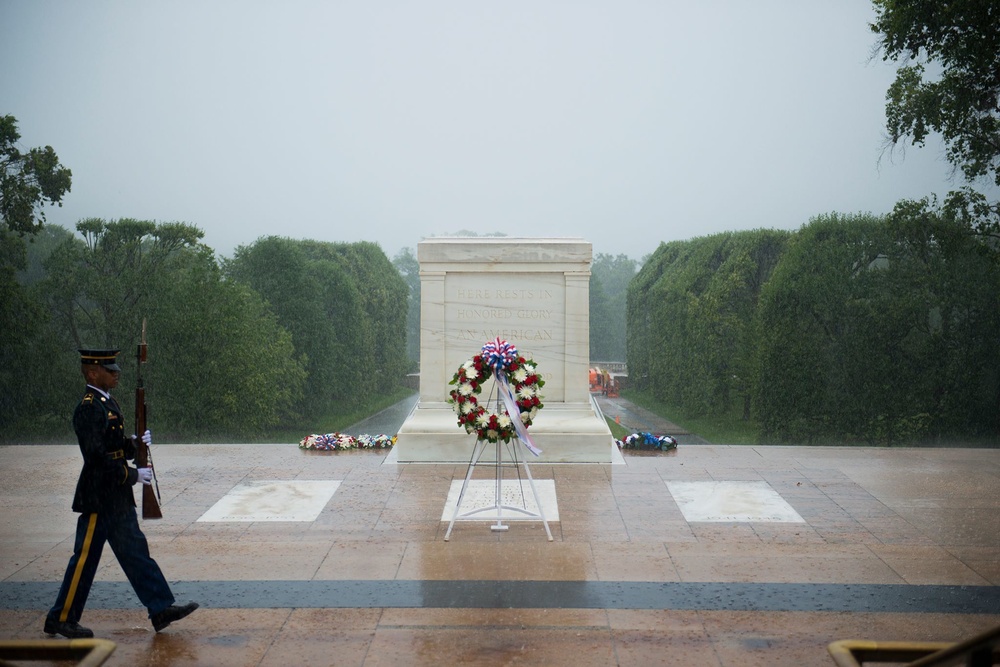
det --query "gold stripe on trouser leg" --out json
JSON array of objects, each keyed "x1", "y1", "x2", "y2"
[{"x1": 59, "y1": 513, "x2": 98, "y2": 622}]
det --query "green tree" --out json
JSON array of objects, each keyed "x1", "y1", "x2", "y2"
[
  {"x1": 0, "y1": 116, "x2": 74, "y2": 435},
  {"x1": 42, "y1": 218, "x2": 204, "y2": 347},
  {"x1": 628, "y1": 231, "x2": 787, "y2": 419},
  {"x1": 1, "y1": 115, "x2": 72, "y2": 235},
  {"x1": 590, "y1": 253, "x2": 638, "y2": 361},
  {"x1": 883, "y1": 200, "x2": 1000, "y2": 438},
  {"x1": 627, "y1": 241, "x2": 682, "y2": 404},
  {"x1": 9, "y1": 224, "x2": 79, "y2": 420},
  {"x1": 225, "y1": 237, "x2": 360, "y2": 417},
  {"x1": 393, "y1": 247, "x2": 421, "y2": 367},
  {"x1": 871, "y1": 0, "x2": 1000, "y2": 236},
  {"x1": 19, "y1": 223, "x2": 75, "y2": 285},
  {"x1": 589, "y1": 271, "x2": 615, "y2": 360},
  {"x1": 226, "y1": 238, "x2": 409, "y2": 416},
  {"x1": 0, "y1": 234, "x2": 78, "y2": 437},
  {"x1": 754, "y1": 215, "x2": 887, "y2": 442},
  {"x1": 146, "y1": 247, "x2": 306, "y2": 438},
  {"x1": 298, "y1": 241, "x2": 409, "y2": 399},
  {"x1": 30, "y1": 221, "x2": 306, "y2": 439},
  {"x1": 592, "y1": 253, "x2": 639, "y2": 298},
  {"x1": 753, "y1": 212, "x2": 999, "y2": 444}
]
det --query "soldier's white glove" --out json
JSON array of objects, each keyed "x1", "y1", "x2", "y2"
[
  {"x1": 141, "y1": 430, "x2": 152, "y2": 446},
  {"x1": 137, "y1": 467, "x2": 153, "y2": 485}
]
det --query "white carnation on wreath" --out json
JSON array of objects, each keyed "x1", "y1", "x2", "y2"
[{"x1": 447, "y1": 347, "x2": 544, "y2": 444}]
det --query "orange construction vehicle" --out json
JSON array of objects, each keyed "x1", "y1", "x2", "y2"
[
  {"x1": 590, "y1": 368, "x2": 619, "y2": 396},
  {"x1": 589, "y1": 368, "x2": 600, "y2": 392}
]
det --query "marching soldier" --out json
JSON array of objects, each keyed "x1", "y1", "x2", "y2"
[{"x1": 44, "y1": 349, "x2": 197, "y2": 638}]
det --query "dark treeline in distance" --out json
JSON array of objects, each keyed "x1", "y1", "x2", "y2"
[
  {"x1": 9, "y1": 213, "x2": 1000, "y2": 444},
  {"x1": 4, "y1": 214, "x2": 998, "y2": 446}
]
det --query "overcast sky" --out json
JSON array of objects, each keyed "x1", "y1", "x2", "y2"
[{"x1": 0, "y1": 1, "x2": 971, "y2": 261}]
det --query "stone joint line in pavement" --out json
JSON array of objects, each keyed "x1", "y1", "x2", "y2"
[{"x1": 2, "y1": 581, "x2": 998, "y2": 614}]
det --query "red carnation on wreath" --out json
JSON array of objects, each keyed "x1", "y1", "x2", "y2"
[{"x1": 447, "y1": 348, "x2": 544, "y2": 444}]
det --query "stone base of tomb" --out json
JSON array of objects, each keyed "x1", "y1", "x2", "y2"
[{"x1": 393, "y1": 399, "x2": 618, "y2": 463}]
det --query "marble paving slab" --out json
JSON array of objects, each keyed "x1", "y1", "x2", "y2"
[
  {"x1": 197, "y1": 480, "x2": 341, "y2": 522},
  {"x1": 442, "y1": 479, "x2": 559, "y2": 521},
  {"x1": 666, "y1": 480, "x2": 805, "y2": 523}
]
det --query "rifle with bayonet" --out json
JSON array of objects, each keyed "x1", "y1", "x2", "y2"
[{"x1": 135, "y1": 319, "x2": 162, "y2": 519}]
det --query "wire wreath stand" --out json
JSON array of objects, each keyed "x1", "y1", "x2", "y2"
[{"x1": 444, "y1": 377, "x2": 553, "y2": 542}]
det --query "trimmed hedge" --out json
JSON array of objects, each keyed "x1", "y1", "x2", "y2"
[{"x1": 628, "y1": 215, "x2": 1000, "y2": 445}]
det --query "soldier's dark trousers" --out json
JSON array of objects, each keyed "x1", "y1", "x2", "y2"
[{"x1": 48, "y1": 509, "x2": 175, "y2": 625}]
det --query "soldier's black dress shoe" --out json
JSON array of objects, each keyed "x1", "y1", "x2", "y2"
[
  {"x1": 151, "y1": 602, "x2": 199, "y2": 632},
  {"x1": 44, "y1": 618, "x2": 94, "y2": 638}
]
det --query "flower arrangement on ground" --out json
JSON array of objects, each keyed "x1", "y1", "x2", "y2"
[
  {"x1": 616, "y1": 432, "x2": 678, "y2": 451},
  {"x1": 299, "y1": 433, "x2": 395, "y2": 451},
  {"x1": 448, "y1": 338, "x2": 544, "y2": 446}
]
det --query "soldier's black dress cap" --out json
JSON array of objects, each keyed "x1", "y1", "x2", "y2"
[{"x1": 79, "y1": 349, "x2": 122, "y2": 372}]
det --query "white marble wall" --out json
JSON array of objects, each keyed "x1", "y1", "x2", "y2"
[{"x1": 394, "y1": 237, "x2": 615, "y2": 463}]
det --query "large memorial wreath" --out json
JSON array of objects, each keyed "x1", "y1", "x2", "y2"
[{"x1": 448, "y1": 338, "x2": 544, "y2": 445}]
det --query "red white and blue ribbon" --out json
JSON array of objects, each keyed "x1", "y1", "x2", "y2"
[
  {"x1": 481, "y1": 338, "x2": 542, "y2": 457},
  {"x1": 497, "y1": 373, "x2": 542, "y2": 456},
  {"x1": 481, "y1": 337, "x2": 518, "y2": 374}
]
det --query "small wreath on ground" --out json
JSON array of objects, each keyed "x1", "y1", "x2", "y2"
[
  {"x1": 448, "y1": 338, "x2": 544, "y2": 444},
  {"x1": 616, "y1": 432, "x2": 678, "y2": 451},
  {"x1": 299, "y1": 433, "x2": 395, "y2": 451}
]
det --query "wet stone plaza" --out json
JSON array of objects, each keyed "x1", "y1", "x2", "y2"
[{"x1": 1, "y1": 396, "x2": 998, "y2": 666}]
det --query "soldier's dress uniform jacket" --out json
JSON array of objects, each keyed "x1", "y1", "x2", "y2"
[
  {"x1": 47, "y1": 384, "x2": 177, "y2": 627},
  {"x1": 71, "y1": 388, "x2": 138, "y2": 513}
]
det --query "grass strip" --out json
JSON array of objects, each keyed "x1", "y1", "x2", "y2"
[{"x1": 621, "y1": 390, "x2": 758, "y2": 445}]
